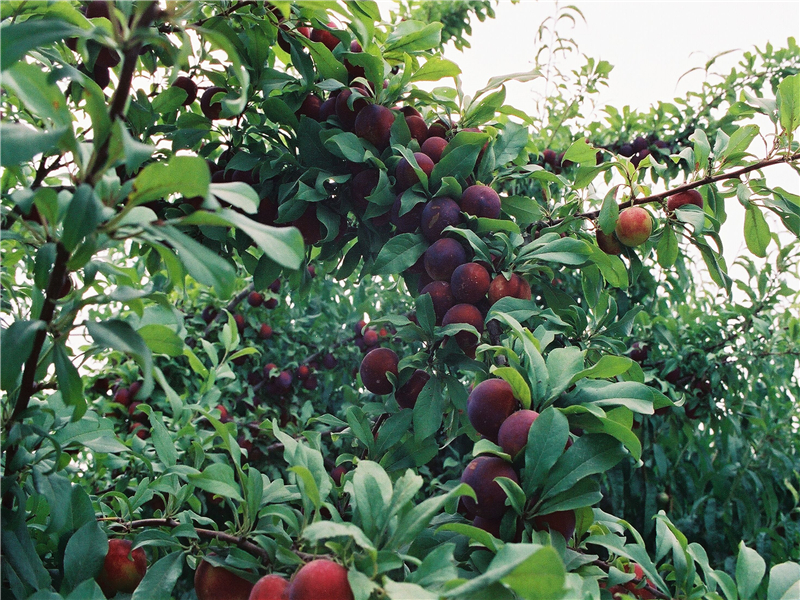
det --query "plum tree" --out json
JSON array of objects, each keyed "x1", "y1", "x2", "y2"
[{"x1": 201, "y1": 87, "x2": 226, "y2": 120}]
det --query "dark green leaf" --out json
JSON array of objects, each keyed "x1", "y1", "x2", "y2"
[
  {"x1": 372, "y1": 233, "x2": 427, "y2": 275},
  {"x1": 61, "y1": 184, "x2": 101, "y2": 252},
  {"x1": 53, "y1": 342, "x2": 85, "y2": 418},
  {"x1": 1, "y1": 320, "x2": 45, "y2": 391}
]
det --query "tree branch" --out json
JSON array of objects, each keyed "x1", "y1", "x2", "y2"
[{"x1": 540, "y1": 152, "x2": 800, "y2": 229}]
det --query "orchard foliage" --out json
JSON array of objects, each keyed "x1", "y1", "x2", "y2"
[{"x1": 1, "y1": 2, "x2": 799, "y2": 600}]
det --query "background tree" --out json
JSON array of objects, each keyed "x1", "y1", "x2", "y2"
[{"x1": 1, "y1": 2, "x2": 799, "y2": 600}]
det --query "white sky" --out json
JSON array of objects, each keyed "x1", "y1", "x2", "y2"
[{"x1": 435, "y1": 0, "x2": 800, "y2": 272}]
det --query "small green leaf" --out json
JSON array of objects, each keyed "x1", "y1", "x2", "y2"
[
  {"x1": 53, "y1": 342, "x2": 85, "y2": 418},
  {"x1": 491, "y1": 367, "x2": 532, "y2": 410},
  {"x1": 778, "y1": 73, "x2": 800, "y2": 134},
  {"x1": 657, "y1": 224, "x2": 679, "y2": 268},
  {"x1": 62, "y1": 521, "x2": 106, "y2": 593},
  {"x1": 130, "y1": 156, "x2": 210, "y2": 206},
  {"x1": 61, "y1": 184, "x2": 101, "y2": 252},
  {"x1": 744, "y1": 205, "x2": 771, "y2": 257}
]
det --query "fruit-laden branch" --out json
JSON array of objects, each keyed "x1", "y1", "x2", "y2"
[{"x1": 540, "y1": 151, "x2": 800, "y2": 229}]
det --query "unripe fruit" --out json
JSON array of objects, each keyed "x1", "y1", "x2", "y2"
[
  {"x1": 395, "y1": 369, "x2": 431, "y2": 409},
  {"x1": 450, "y1": 262, "x2": 491, "y2": 304},
  {"x1": 194, "y1": 558, "x2": 254, "y2": 600},
  {"x1": 172, "y1": 76, "x2": 198, "y2": 105},
  {"x1": 467, "y1": 379, "x2": 517, "y2": 442},
  {"x1": 488, "y1": 273, "x2": 531, "y2": 305},
  {"x1": 201, "y1": 87, "x2": 226, "y2": 120},
  {"x1": 420, "y1": 136, "x2": 448, "y2": 163},
  {"x1": 460, "y1": 455, "x2": 520, "y2": 520},
  {"x1": 359, "y1": 347, "x2": 399, "y2": 395},
  {"x1": 420, "y1": 197, "x2": 461, "y2": 242},
  {"x1": 497, "y1": 409, "x2": 539, "y2": 458},
  {"x1": 442, "y1": 303, "x2": 484, "y2": 355},
  {"x1": 666, "y1": 189, "x2": 703, "y2": 212},
  {"x1": 395, "y1": 152, "x2": 435, "y2": 191},
  {"x1": 289, "y1": 559, "x2": 354, "y2": 600},
  {"x1": 615, "y1": 207, "x2": 653, "y2": 247},
  {"x1": 461, "y1": 184, "x2": 501, "y2": 219},
  {"x1": 424, "y1": 238, "x2": 467, "y2": 282},
  {"x1": 96, "y1": 539, "x2": 147, "y2": 597},
  {"x1": 249, "y1": 574, "x2": 289, "y2": 600}
]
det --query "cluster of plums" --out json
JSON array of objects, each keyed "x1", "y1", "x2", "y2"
[
  {"x1": 459, "y1": 378, "x2": 576, "y2": 540},
  {"x1": 607, "y1": 135, "x2": 671, "y2": 168},
  {"x1": 195, "y1": 555, "x2": 354, "y2": 600}
]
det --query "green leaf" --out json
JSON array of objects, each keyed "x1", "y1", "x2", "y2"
[
  {"x1": 767, "y1": 562, "x2": 800, "y2": 600},
  {"x1": 563, "y1": 139, "x2": 598, "y2": 164},
  {"x1": 503, "y1": 195, "x2": 543, "y2": 227},
  {"x1": 179, "y1": 210, "x2": 304, "y2": 270},
  {"x1": 187, "y1": 463, "x2": 243, "y2": 502},
  {"x1": 389, "y1": 483, "x2": 472, "y2": 549},
  {"x1": 444, "y1": 543, "x2": 542, "y2": 598},
  {"x1": 61, "y1": 184, "x2": 101, "y2": 252},
  {"x1": 373, "y1": 233, "x2": 427, "y2": 275},
  {"x1": 1, "y1": 320, "x2": 45, "y2": 391},
  {"x1": 521, "y1": 408, "x2": 570, "y2": 496},
  {"x1": 493, "y1": 122, "x2": 529, "y2": 166},
  {"x1": 209, "y1": 183, "x2": 259, "y2": 214},
  {"x1": 149, "y1": 411, "x2": 179, "y2": 468},
  {"x1": 53, "y1": 342, "x2": 85, "y2": 418},
  {"x1": 430, "y1": 137, "x2": 483, "y2": 188},
  {"x1": 130, "y1": 156, "x2": 210, "y2": 205},
  {"x1": 130, "y1": 552, "x2": 184, "y2": 600},
  {"x1": 303, "y1": 38, "x2": 348, "y2": 82},
  {"x1": 1, "y1": 19, "x2": 83, "y2": 71},
  {"x1": 657, "y1": 224, "x2": 679, "y2": 268},
  {"x1": 3, "y1": 62, "x2": 71, "y2": 127},
  {"x1": 154, "y1": 225, "x2": 236, "y2": 297},
  {"x1": 744, "y1": 205, "x2": 771, "y2": 257},
  {"x1": 86, "y1": 319, "x2": 153, "y2": 400},
  {"x1": 501, "y1": 546, "x2": 567, "y2": 600},
  {"x1": 778, "y1": 73, "x2": 800, "y2": 134},
  {"x1": 62, "y1": 521, "x2": 106, "y2": 593},
  {"x1": 571, "y1": 355, "x2": 634, "y2": 383},
  {"x1": 413, "y1": 376, "x2": 443, "y2": 442},
  {"x1": 0, "y1": 123, "x2": 68, "y2": 168},
  {"x1": 384, "y1": 21, "x2": 443, "y2": 54},
  {"x1": 539, "y1": 434, "x2": 626, "y2": 501},
  {"x1": 737, "y1": 542, "x2": 767, "y2": 600},
  {"x1": 546, "y1": 347, "x2": 585, "y2": 400},
  {"x1": 192, "y1": 27, "x2": 249, "y2": 115},
  {"x1": 689, "y1": 129, "x2": 711, "y2": 171},
  {"x1": 151, "y1": 87, "x2": 187, "y2": 114},
  {"x1": 137, "y1": 324, "x2": 183, "y2": 356},
  {"x1": 492, "y1": 367, "x2": 532, "y2": 410},
  {"x1": 351, "y1": 461, "x2": 393, "y2": 539},
  {"x1": 302, "y1": 521, "x2": 375, "y2": 551},
  {"x1": 722, "y1": 124, "x2": 759, "y2": 161},
  {"x1": 410, "y1": 57, "x2": 461, "y2": 82}
]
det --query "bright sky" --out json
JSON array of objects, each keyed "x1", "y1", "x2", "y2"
[{"x1": 437, "y1": 0, "x2": 800, "y2": 273}]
